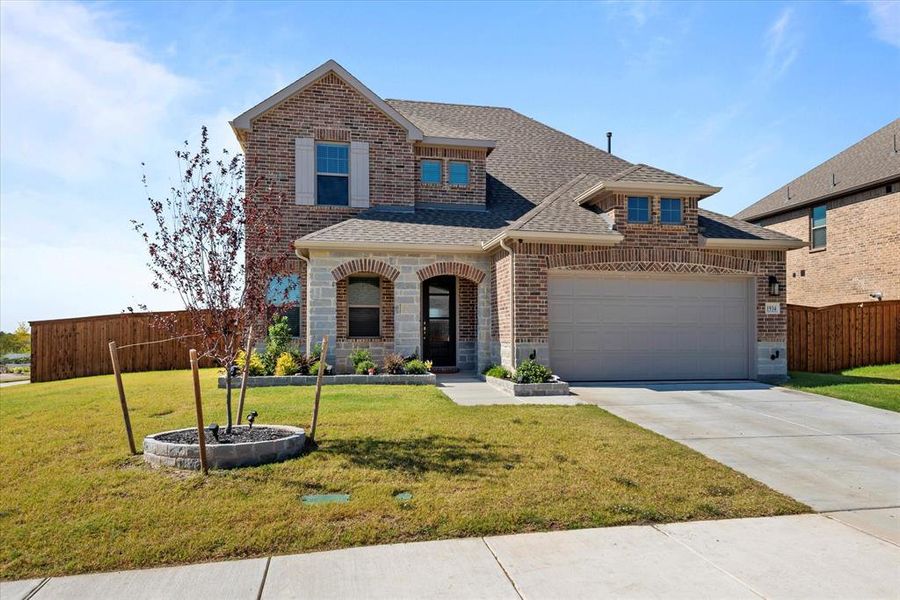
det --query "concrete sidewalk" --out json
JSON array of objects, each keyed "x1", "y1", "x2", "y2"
[{"x1": 4, "y1": 513, "x2": 898, "y2": 599}]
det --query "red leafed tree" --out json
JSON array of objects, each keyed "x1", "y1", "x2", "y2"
[{"x1": 133, "y1": 127, "x2": 293, "y2": 433}]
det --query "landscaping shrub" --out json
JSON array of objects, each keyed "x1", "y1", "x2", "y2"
[
  {"x1": 404, "y1": 359, "x2": 431, "y2": 375},
  {"x1": 349, "y1": 348, "x2": 372, "y2": 369},
  {"x1": 514, "y1": 359, "x2": 553, "y2": 384},
  {"x1": 355, "y1": 360, "x2": 376, "y2": 374},
  {"x1": 309, "y1": 342, "x2": 323, "y2": 362},
  {"x1": 274, "y1": 352, "x2": 300, "y2": 376},
  {"x1": 383, "y1": 352, "x2": 406, "y2": 374},
  {"x1": 483, "y1": 364, "x2": 511, "y2": 379},
  {"x1": 236, "y1": 350, "x2": 266, "y2": 376}
]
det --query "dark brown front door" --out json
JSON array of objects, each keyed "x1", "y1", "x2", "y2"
[{"x1": 422, "y1": 276, "x2": 456, "y2": 367}]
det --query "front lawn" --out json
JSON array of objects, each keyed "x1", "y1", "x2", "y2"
[
  {"x1": 0, "y1": 370, "x2": 805, "y2": 580},
  {"x1": 785, "y1": 363, "x2": 900, "y2": 412}
]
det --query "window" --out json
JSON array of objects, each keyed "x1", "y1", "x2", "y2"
[
  {"x1": 316, "y1": 143, "x2": 349, "y2": 205},
  {"x1": 810, "y1": 204, "x2": 827, "y2": 249},
  {"x1": 420, "y1": 160, "x2": 441, "y2": 184},
  {"x1": 267, "y1": 275, "x2": 301, "y2": 337},
  {"x1": 448, "y1": 161, "x2": 469, "y2": 186},
  {"x1": 660, "y1": 198, "x2": 683, "y2": 224},
  {"x1": 348, "y1": 276, "x2": 380, "y2": 337},
  {"x1": 627, "y1": 196, "x2": 650, "y2": 223}
]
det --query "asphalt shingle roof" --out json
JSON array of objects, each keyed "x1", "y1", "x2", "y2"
[
  {"x1": 698, "y1": 209, "x2": 800, "y2": 242},
  {"x1": 298, "y1": 99, "x2": 789, "y2": 247},
  {"x1": 735, "y1": 119, "x2": 900, "y2": 221}
]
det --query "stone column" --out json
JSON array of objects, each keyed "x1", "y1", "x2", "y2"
[
  {"x1": 306, "y1": 255, "x2": 337, "y2": 364},
  {"x1": 393, "y1": 268, "x2": 421, "y2": 357}
]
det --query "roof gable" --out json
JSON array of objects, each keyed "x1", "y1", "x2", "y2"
[{"x1": 231, "y1": 60, "x2": 424, "y2": 141}]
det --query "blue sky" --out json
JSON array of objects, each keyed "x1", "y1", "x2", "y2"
[{"x1": 1, "y1": 1, "x2": 898, "y2": 330}]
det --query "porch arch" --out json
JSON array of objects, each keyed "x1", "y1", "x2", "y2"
[
  {"x1": 416, "y1": 261, "x2": 486, "y2": 284},
  {"x1": 331, "y1": 258, "x2": 399, "y2": 282}
]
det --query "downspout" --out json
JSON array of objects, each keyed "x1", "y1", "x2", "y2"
[
  {"x1": 294, "y1": 248, "x2": 311, "y2": 354},
  {"x1": 499, "y1": 238, "x2": 516, "y2": 368}
]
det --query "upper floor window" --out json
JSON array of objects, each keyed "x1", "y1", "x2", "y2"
[
  {"x1": 449, "y1": 161, "x2": 469, "y2": 186},
  {"x1": 627, "y1": 196, "x2": 650, "y2": 223},
  {"x1": 421, "y1": 160, "x2": 441, "y2": 184},
  {"x1": 348, "y1": 276, "x2": 381, "y2": 338},
  {"x1": 316, "y1": 143, "x2": 349, "y2": 205},
  {"x1": 660, "y1": 198, "x2": 683, "y2": 224},
  {"x1": 810, "y1": 204, "x2": 826, "y2": 249}
]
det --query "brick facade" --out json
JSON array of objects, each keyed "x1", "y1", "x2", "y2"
[
  {"x1": 414, "y1": 146, "x2": 487, "y2": 207},
  {"x1": 755, "y1": 190, "x2": 900, "y2": 306},
  {"x1": 493, "y1": 240, "x2": 787, "y2": 379},
  {"x1": 242, "y1": 65, "x2": 793, "y2": 380},
  {"x1": 245, "y1": 71, "x2": 417, "y2": 262}
]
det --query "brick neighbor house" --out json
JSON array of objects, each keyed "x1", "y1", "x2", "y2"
[
  {"x1": 231, "y1": 60, "x2": 804, "y2": 382},
  {"x1": 736, "y1": 119, "x2": 900, "y2": 307}
]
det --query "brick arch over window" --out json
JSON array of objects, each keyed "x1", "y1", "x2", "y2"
[
  {"x1": 416, "y1": 261, "x2": 486, "y2": 284},
  {"x1": 548, "y1": 248, "x2": 758, "y2": 274},
  {"x1": 332, "y1": 259, "x2": 399, "y2": 282}
]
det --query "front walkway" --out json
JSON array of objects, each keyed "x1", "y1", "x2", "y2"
[
  {"x1": 436, "y1": 374, "x2": 583, "y2": 405},
  {"x1": 4, "y1": 513, "x2": 897, "y2": 599}
]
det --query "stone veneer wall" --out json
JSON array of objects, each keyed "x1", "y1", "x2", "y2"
[
  {"x1": 755, "y1": 190, "x2": 899, "y2": 306},
  {"x1": 305, "y1": 251, "x2": 494, "y2": 372}
]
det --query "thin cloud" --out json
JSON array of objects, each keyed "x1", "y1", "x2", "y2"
[
  {"x1": 860, "y1": 0, "x2": 900, "y2": 48},
  {"x1": 762, "y1": 7, "x2": 800, "y2": 84},
  {"x1": 0, "y1": 1, "x2": 194, "y2": 182}
]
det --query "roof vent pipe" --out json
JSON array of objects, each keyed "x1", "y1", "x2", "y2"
[{"x1": 606, "y1": 131, "x2": 612, "y2": 153}]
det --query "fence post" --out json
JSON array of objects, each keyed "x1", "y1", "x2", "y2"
[
  {"x1": 108, "y1": 341, "x2": 137, "y2": 455},
  {"x1": 189, "y1": 349, "x2": 209, "y2": 475}
]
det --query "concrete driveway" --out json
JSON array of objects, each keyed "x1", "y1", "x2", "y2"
[{"x1": 572, "y1": 382, "x2": 900, "y2": 520}]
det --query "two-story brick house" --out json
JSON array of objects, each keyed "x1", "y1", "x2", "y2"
[
  {"x1": 736, "y1": 119, "x2": 900, "y2": 306},
  {"x1": 231, "y1": 60, "x2": 803, "y2": 382}
]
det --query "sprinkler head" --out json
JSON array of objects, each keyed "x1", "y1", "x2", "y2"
[
  {"x1": 207, "y1": 423, "x2": 220, "y2": 442},
  {"x1": 247, "y1": 410, "x2": 258, "y2": 429}
]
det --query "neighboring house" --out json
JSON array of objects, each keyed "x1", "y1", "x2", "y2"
[
  {"x1": 736, "y1": 120, "x2": 900, "y2": 307},
  {"x1": 231, "y1": 60, "x2": 803, "y2": 382}
]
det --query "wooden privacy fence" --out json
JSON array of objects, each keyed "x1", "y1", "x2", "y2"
[
  {"x1": 30, "y1": 311, "x2": 219, "y2": 383},
  {"x1": 788, "y1": 300, "x2": 900, "y2": 373}
]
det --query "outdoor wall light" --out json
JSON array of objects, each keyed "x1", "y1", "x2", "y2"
[{"x1": 768, "y1": 275, "x2": 780, "y2": 297}]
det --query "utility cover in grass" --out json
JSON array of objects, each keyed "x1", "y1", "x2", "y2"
[
  {"x1": 302, "y1": 494, "x2": 350, "y2": 505},
  {"x1": 394, "y1": 492, "x2": 413, "y2": 501}
]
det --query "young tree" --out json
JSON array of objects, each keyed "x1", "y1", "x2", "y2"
[{"x1": 133, "y1": 127, "x2": 294, "y2": 433}]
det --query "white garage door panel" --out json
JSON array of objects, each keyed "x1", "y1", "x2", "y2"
[{"x1": 549, "y1": 274, "x2": 751, "y2": 381}]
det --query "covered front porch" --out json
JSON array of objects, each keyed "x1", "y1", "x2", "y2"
[{"x1": 298, "y1": 251, "x2": 494, "y2": 374}]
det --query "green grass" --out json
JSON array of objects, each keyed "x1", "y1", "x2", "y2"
[
  {"x1": 784, "y1": 363, "x2": 900, "y2": 412},
  {"x1": 0, "y1": 370, "x2": 806, "y2": 579}
]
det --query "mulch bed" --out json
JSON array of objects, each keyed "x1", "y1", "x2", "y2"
[{"x1": 155, "y1": 426, "x2": 293, "y2": 445}]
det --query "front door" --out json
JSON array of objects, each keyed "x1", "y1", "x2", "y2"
[{"x1": 422, "y1": 276, "x2": 456, "y2": 367}]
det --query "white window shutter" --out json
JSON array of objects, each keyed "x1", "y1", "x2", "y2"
[
  {"x1": 295, "y1": 137, "x2": 315, "y2": 205},
  {"x1": 350, "y1": 141, "x2": 370, "y2": 208}
]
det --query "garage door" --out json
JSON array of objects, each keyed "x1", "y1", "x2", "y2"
[{"x1": 549, "y1": 273, "x2": 751, "y2": 381}]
